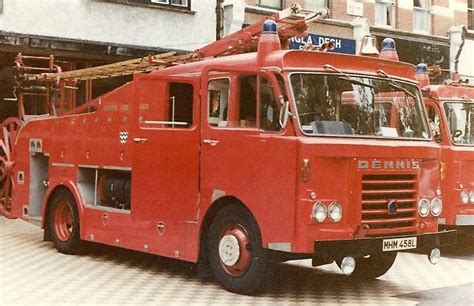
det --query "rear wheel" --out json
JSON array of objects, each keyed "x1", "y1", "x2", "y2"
[
  {"x1": 208, "y1": 205, "x2": 272, "y2": 295},
  {"x1": 341, "y1": 252, "x2": 397, "y2": 279},
  {"x1": 48, "y1": 191, "x2": 82, "y2": 254}
]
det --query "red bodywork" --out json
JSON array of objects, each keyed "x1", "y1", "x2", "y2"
[
  {"x1": 422, "y1": 84, "x2": 474, "y2": 232},
  {"x1": 7, "y1": 47, "x2": 445, "y2": 261}
]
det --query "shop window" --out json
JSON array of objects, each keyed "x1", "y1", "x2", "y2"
[
  {"x1": 375, "y1": 0, "x2": 394, "y2": 27},
  {"x1": 258, "y1": 0, "x2": 283, "y2": 10},
  {"x1": 413, "y1": 0, "x2": 430, "y2": 33},
  {"x1": 305, "y1": 0, "x2": 328, "y2": 11},
  {"x1": 469, "y1": 0, "x2": 474, "y2": 30}
]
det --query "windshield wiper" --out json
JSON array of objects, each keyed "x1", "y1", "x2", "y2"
[
  {"x1": 376, "y1": 70, "x2": 416, "y2": 99},
  {"x1": 324, "y1": 64, "x2": 375, "y2": 89}
]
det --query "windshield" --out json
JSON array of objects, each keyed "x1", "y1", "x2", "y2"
[
  {"x1": 443, "y1": 101, "x2": 474, "y2": 145},
  {"x1": 290, "y1": 73, "x2": 430, "y2": 139}
]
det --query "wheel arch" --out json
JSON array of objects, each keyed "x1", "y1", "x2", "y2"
[
  {"x1": 198, "y1": 195, "x2": 259, "y2": 262},
  {"x1": 41, "y1": 181, "x2": 84, "y2": 234}
]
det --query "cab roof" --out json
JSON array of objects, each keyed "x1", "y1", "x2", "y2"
[
  {"x1": 423, "y1": 84, "x2": 474, "y2": 101},
  {"x1": 155, "y1": 49, "x2": 417, "y2": 82}
]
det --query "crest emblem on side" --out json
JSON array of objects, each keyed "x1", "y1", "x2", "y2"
[{"x1": 119, "y1": 132, "x2": 128, "y2": 144}]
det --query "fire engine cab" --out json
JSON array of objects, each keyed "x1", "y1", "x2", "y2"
[
  {"x1": 0, "y1": 8, "x2": 456, "y2": 294},
  {"x1": 418, "y1": 66, "x2": 474, "y2": 238}
]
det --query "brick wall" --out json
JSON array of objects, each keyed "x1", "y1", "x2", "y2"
[
  {"x1": 245, "y1": 0, "x2": 470, "y2": 38},
  {"x1": 397, "y1": 7, "x2": 414, "y2": 32}
]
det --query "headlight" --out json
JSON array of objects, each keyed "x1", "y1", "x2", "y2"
[
  {"x1": 460, "y1": 191, "x2": 469, "y2": 205},
  {"x1": 430, "y1": 198, "x2": 442, "y2": 216},
  {"x1": 328, "y1": 202, "x2": 342, "y2": 222},
  {"x1": 418, "y1": 198, "x2": 430, "y2": 217},
  {"x1": 312, "y1": 202, "x2": 327, "y2": 223},
  {"x1": 469, "y1": 191, "x2": 474, "y2": 204}
]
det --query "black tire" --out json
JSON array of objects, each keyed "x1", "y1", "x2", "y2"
[
  {"x1": 342, "y1": 252, "x2": 397, "y2": 279},
  {"x1": 208, "y1": 205, "x2": 272, "y2": 295},
  {"x1": 48, "y1": 190, "x2": 83, "y2": 255}
]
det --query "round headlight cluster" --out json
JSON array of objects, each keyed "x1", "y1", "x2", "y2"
[
  {"x1": 312, "y1": 202, "x2": 327, "y2": 223},
  {"x1": 430, "y1": 198, "x2": 442, "y2": 217},
  {"x1": 460, "y1": 190, "x2": 474, "y2": 205},
  {"x1": 312, "y1": 202, "x2": 342, "y2": 223},
  {"x1": 418, "y1": 199, "x2": 430, "y2": 217},
  {"x1": 459, "y1": 190, "x2": 474, "y2": 205},
  {"x1": 328, "y1": 202, "x2": 343, "y2": 222},
  {"x1": 418, "y1": 198, "x2": 442, "y2": 217},
  {"x1": 460, "y1": 191, "x2": 469, "y2": 205}
]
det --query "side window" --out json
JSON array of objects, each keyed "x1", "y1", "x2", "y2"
[
  {"x1": 258, "y1": 0, "x2": 283, "y2": 10},
  {"x1": 426, "y1": 104, "x2": 440, "y2": 136},
  {"x1": 207, "y1": 74, "x2": 282, "y2": 131},
  {"x1": 139, "y1": 81, "x2": 194, "y2": 129},
  {"x1": 239, "y1": 75, "x2": 257, "y2": 128},
  {"x1": 169, "y1": 82, "x2": 194, "y2": 128},
  {"x1": 208, "y1": 79, "x2": 230, "y2": 127},
  {"x1": 237, "y1": 74, "x2": 281, "y2": 131},
  {"x1": 260, "y1": 77, "x2": 281, "y2": 132}
]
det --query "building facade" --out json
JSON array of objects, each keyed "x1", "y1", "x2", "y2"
[
  {"x1": 0, "y1": 0, "x2": 216, "y2": 120},
  {"x1": 241, "y1": 0, "x2": 473, "y2": 83}
]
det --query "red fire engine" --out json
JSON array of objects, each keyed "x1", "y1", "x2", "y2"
[
  {"x1": 417, "y1": 66, "x2": 474, "y2": 238},
  {"x1": 0, "y1": 7, "x2": 455, "y2": 294}
]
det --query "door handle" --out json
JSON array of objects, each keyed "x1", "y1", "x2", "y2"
[
  {"x1": 203, "y1": 139, "x2": 219, "y2": 146},
  {"x1": 133, "y1": 137, "x2": 148, "y2": 143}
]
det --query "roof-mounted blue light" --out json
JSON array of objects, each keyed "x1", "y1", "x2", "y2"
[
  {"x1": 262, "y1": 20, "x2": 277, "y2": 34},
  {"x1": 381, "y1": 38, "x2": 396, "y2": 51},
  {"x1": 416, "y1": 63, "x2": 428, "y2": 74}
]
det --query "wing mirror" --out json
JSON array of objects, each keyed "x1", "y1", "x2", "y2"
[{"x1": 279, "y1": 95, "x2": 290, "y2": 128}]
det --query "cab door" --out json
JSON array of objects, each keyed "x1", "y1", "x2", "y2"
[
  {"x1": 199, "y1": 68, "x2": 297, "y2": 246},
  {"x1": 131, "y1": 74, "x2": 200, "y2": 257}
]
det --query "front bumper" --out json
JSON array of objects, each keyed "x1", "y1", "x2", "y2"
[
  {"x1": 456, "y1": 215, "x2": 474, "y2": 226},
  {"x1": 312, "y1": 230, "x2": 456, "y2": 266}
]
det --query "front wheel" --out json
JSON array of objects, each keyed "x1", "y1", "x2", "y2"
[
  {"x1": 208, "y1": 205, "x2": 272, "y2": 295},
  {"x1": 340, "y1": 252, "x2": 397, "y2": 279},
  {"x1": 48, "y1": 190, "x2": 83, "y2": 254}
]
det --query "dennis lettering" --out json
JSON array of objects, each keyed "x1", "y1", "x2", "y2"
[{"x1": 358, "y1": 159, "x2": 420, "y2": 170}]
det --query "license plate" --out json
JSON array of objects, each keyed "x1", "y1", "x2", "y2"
[{"x1": 382, "y1": 237, "x2": 417, "y2": 251}]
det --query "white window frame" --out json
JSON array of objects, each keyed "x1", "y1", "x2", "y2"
[
  {"x1": 150, "y1": 0, "x2": 189, "y2": 8},
  {"x1": 305, "y1": 0, "x2": 328, "y2": 11},
  {"x1": 413, "y1": 0, "x2": 431, "y2": 34},
  {"x1": 258, "y1": 0, "x2": 283, "y2": 10},
  {"x1": 375, "y1": 0, "x2": 394, "y2": 27},
  {"x1": 170, "y1": 0, "x2": 188, "y2": 7}
]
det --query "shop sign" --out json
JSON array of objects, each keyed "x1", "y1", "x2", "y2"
[{"x1": 289, "y1": 34, "x2": 356, "y2": 54}]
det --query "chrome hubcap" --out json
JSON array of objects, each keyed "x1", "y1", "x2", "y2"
[{"x1": 219, "y1": 234, "x2": 240, "y2": 266}]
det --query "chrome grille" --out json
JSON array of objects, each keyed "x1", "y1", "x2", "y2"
[{"x1": 361, "y1": 174, "x2": 417, "y2": 236}]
